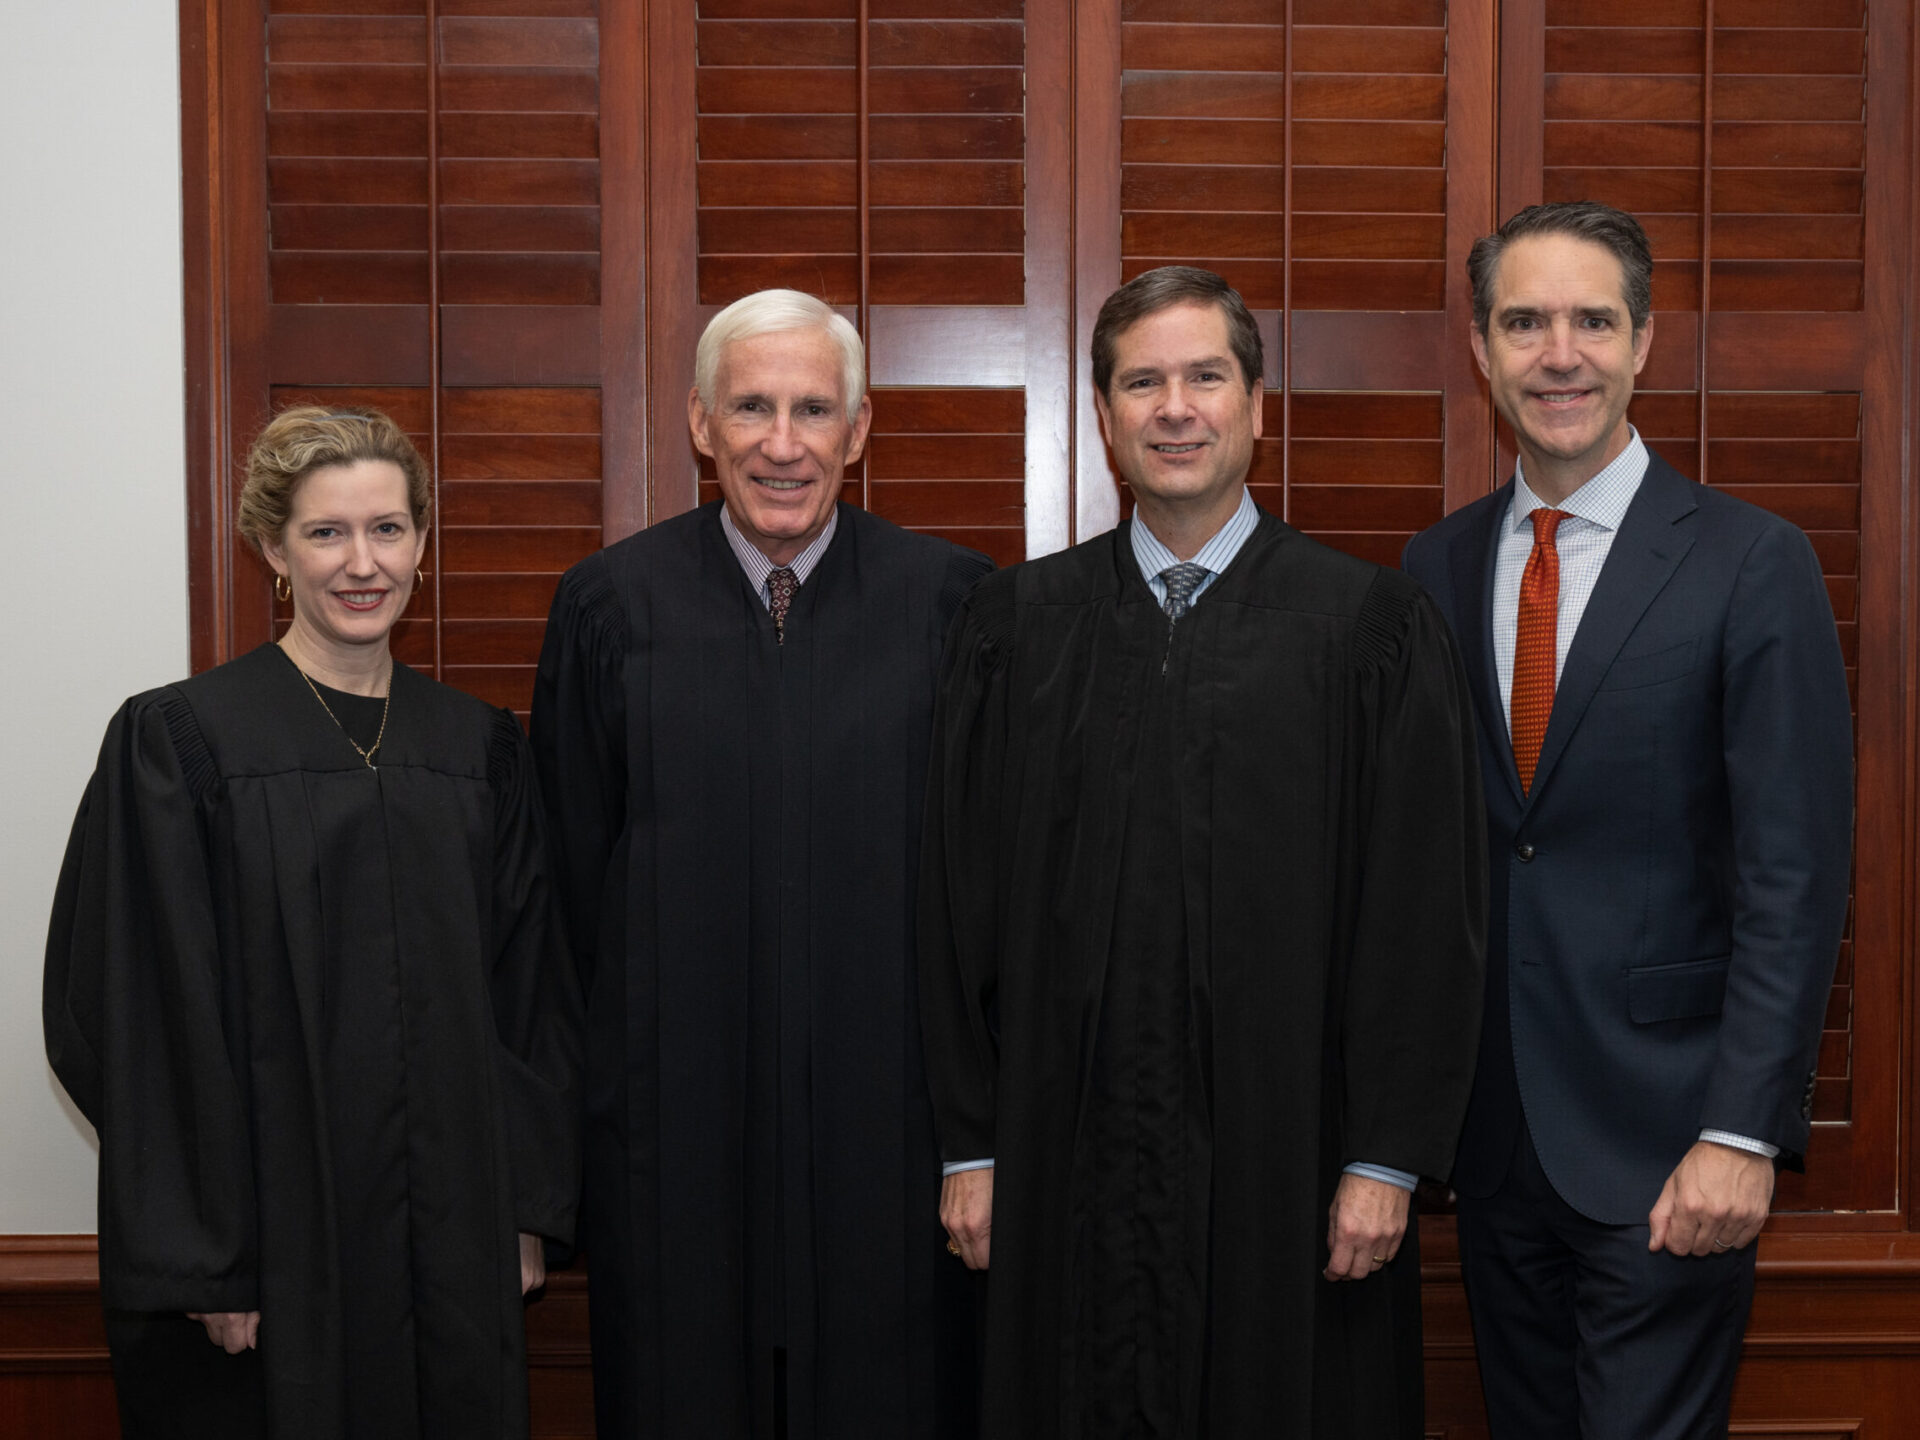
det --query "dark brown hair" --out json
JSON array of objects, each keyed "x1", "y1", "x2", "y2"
[
  {"x1": 1468, "y1": 201, "x2": 1654, "y2": 334},
  {"x1": 1091, "y1": 266, "x2": 1264, "y2": 397}
]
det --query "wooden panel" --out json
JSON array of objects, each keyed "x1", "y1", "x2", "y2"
[
  {"x1": 1117, "y1": 0, "x2": 1469, "y2": 541},
  {"x1": 693, "y1": 4, "x2": 1027, "y2": 307}
]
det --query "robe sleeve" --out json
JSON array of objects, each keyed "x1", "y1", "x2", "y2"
[
  {"x1": 487, "y1": 711, "x2": 586, "y2": 1243},
  {"x1": 43, "y1": 692, "x2": 260, "y2": 1312},
  {"x1": 1339, "y1": 573, "x2": 1489, "y2": 1181},
  {"x1": 917, "y1": 575, "x2": 1016, "y2": 1167},
  {"x1": 530, "y1": 556, "x2": 629, "y2": 995}
]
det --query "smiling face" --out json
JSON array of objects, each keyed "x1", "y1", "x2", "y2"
[
  {"x1": 689, "y1": 326, "x2": 873, "y2": 566},
  {"x1": 1095, "y1": 299, "x2": 1263, "y2": 534},
  {"x1": 1472, "y1": 231, "x2": 1654, "y2": 502},
  {"x1": 261, "y1": 458, "x2": 427, "y2": 662}
]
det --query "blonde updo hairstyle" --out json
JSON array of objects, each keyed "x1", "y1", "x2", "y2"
[{"x1": 237, "y1": 405, "x2": 433, "y2": 554}]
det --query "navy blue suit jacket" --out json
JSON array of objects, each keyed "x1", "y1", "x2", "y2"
[{"x1": 1403, "y1": 452, "x2": 1852, "y2": 1225}]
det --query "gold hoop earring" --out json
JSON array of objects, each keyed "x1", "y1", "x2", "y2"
[
  {"x1": 275, "y1": 574, "x2": 291, "y2": 602},
  {"x1": 416, "y1": 568, "x2": 425, "y2": 590}
]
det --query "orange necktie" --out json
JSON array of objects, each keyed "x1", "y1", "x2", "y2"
[{"x1": 1511, "y1": 509, "x2": 1568, "y2": 794}]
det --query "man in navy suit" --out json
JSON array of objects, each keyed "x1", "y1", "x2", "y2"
[{"x1": 1403, "y1": 201, "x2": 1853, "y2": 1439}]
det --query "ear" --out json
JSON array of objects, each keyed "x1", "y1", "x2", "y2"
[
  {"x1": 412, "y1": 525, "x2": 430, "y2": 569},
  {"x1": 1631, "y1": 312, "x2": 1654, "y2": 375},
  {"x1": 844, "y1": 393, "x2": 874, "y2": 465},
  {"x1": 1249, "y1": 378, "x2": 1266, "y2": 441},
  {"x1": 687, "y1": 385, "x2": 716, "y2": 460},
  {"x1": 1093, "y1": 386, "x2": 1114, "y2": 450},
  {"x1": 1469, "y1": 325, "x2": 1493, "y2": 381},
  {"x1": 260, "y1": 532, "x2": 290, "y2": 579}
]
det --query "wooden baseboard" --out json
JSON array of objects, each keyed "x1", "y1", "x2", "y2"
[
  {"x1": 0, "y1": 1235, "x2": 596, "y2": 1438},
  {"x1": 10, "y1": 1224, "x2": 1920, "y2": 1437}
]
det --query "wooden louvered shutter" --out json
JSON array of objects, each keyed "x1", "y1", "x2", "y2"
[
  {"x1": 255, "y1": 1, "x2": 606, "y2": 716},
  {"x1": 1109, "y1": 0, "x2": 1494, "y2": 563},
  {"x1": 1521, "y1": 0, "x2": 1896, "y2": 1214},
  {"x1": 686, "y1": 0, "x2": 1032, "y2": 565}
]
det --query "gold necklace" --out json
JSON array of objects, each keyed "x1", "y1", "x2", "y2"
[{"x1": 294, "y1": 658, "x2": 393, "y2": 768}]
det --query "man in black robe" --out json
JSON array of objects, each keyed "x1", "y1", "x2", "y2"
[
  {"x1": 920, "y1": 267, "x2": 1487, "y2": 1437},
  {"x1": 532, "y1": 289, "x2": 991, "y2": 1438}
]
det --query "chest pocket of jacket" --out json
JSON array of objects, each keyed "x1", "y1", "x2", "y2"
[
  {"x1": 1599, "y1": 637, "x2": 1698, "y2": 692},
  {"x1": 1627, "y1": 955, "x2": 1728, "y2": 1023}
]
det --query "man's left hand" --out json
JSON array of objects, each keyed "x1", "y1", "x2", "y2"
[
  {"x1": 1647, "y1": 1140, "x2": 1775, "y2": 1257},
  {"x1": 1324, "y1": 1173, "x2": 1410, "y2": 1282},
  {"x1": 519, "y1": 1232, "x2": 547, "y2": 1296}
]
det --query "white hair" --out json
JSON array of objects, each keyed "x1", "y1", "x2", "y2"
[{"x1": 694, "y1": 289, "x2": 867, "y2": 411}]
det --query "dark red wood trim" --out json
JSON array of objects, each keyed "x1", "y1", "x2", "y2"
[
  {"x1": 1884, "y1": 0, "x2": 1920, "y2": 1231},
  {"x1": 1280, "y1": 0, "x2": 1294, "y2": 525},
  {"x1": 643, "y1": 0, "x2": 701, "y2": 524},
  {"x1": 1444, "y1": 0, "x2": 1498, "y2": 513},
  {"x1": 857, "y1": 0, "x2": 871, "y2": 513},
  {"x1": 1072, "y1": 0, "x2": 1121, "y2": 543},
  {"x1": 181, "y1": 0, "x2": 272, "y2": 672},
  {"x1": 601, "y1": 0, "x2": 647, "y2": 544},
  {"x1": 1695, "y1": 1, "x2": 1714, "y2": 487},
  {"x1": 1494, "y1": 0, "x2": 1544, "y2": 222},
  {"x1": 427, "y1": 0, "x2": 445, "y2": 681},
  {"x1": 1850, "y1": 0, "x2": 1914, "y2": 1221},
  {"x1": 180, "y1": 0, "x2": 223, "y2": 675},
  {"x1": 223, "y1": 0, "x2": 274, "y2": 664},
  {"x1": 1023, "y1": 0, "x2": 1073, "y2": 556}
]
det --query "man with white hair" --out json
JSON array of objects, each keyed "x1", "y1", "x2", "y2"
[{"x1": 533, "y1": 290, "x2": 990, "y2": 1438}]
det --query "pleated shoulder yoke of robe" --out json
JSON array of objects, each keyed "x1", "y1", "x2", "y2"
[
  {"x1": 919, "y1": 513, "x2": 1488, "y2": 1438},
  {"x1": 44, "y1": 643, "x2": 584, "y2": 1440},
  {"x1": 533, "y1": 501, "x2": 992, "y2": 1439}
]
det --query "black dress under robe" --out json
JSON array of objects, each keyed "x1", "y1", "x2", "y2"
[
  {"x1": 44, "y1": 643, "x2": 583, "y2": 1440},
  {"x1": 919, "y1": 513, "x2": 1488, "y2": 1438},
  {"x1": 531, "y1": 502, "x2": 991, "y2": 1440}
]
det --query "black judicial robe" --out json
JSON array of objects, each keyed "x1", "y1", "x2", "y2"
[
  {"x1": 919, "y1": 513, "x2": 1487, "y2": 1438},
  {"x1": 531, "y1": 502, "x2": 992, "y2": 1440},
  {"x1": 43, "y1": 642, "x2": 584, "y2": 1440}
]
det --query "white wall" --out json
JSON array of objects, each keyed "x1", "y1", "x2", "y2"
[{"x1": 0, "y1": 5, "x2": 187, "y2": 1230}]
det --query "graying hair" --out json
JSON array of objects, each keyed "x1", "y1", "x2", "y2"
[
  {"x1": 1469, "y1": 201, "x2": 1654, "y2": 334},
  {"x1": 694, "y1": 289, "x2": 867, "y2": 411}
]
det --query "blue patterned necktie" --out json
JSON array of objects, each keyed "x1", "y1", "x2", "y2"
[
  {"x1": 1160, "y1": 562, "x2": 1209, "y2": 623},
  {"x1": 768, "y1": 566, "x2": 798, "y2": 644}
]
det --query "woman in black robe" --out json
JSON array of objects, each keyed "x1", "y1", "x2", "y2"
[{"x1": 43, "y1": 406, "x2": 582, "y2": 1440}]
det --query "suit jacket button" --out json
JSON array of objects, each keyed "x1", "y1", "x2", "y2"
[{"x1": 1515, "y1": 843, "x2": 1536, "y2": 862}]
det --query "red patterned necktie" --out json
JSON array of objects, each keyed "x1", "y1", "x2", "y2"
[
  {"x1": 1511, "y1": 509, "x2": 1568, "y2": 794},
  {"x1": 767, "y1": 566, "x2": 797, "y2": 645}
]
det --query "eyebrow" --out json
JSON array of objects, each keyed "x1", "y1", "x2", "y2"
[
  {"x1": 1115, "y1": 355, "x2": 1234, "y2": 384},
  {"x1": 726, "y1": 391, "x2": 839, "y2": 409},
  {"x1": 1496, "y1": 302, "x2": 1623, "y2": 324}
]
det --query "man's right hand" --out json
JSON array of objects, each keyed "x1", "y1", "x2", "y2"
[
  {"x1": 941, "y1": 1167, "x2": 993, "y2": 1270},
  {"x1": 187, "y1": 1310, "x2": 260, "y2": 1353}
]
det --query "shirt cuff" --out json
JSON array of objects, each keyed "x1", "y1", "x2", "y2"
[
  {"x1": 942, "y1": 1158, "x2": 995, "y2": 1177},
  {"x1": 1342, "y1": 1162, "x2": 1418, "y2": 1191},
  {"x1": 1699, "y1": 1129, "x2": 1779, "y2": 1159}
]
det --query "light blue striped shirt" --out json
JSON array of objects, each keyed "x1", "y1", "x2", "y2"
[
  {"x1": 1129, "y1": 486, "x2": 1260, "y2": 604},
  {"x1": 1494, "y1": 432, "x2": 1775, "y2": 1162},
  {"x1": 719, "y1": 502, "x2": 839, "y2": 608}
]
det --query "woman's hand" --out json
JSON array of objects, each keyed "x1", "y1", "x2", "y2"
[
  {"x1": 519, "y1": 1232, "x2": 547, "y2": 1296},
  {"x1": 186, "y1": 1310, "x2": 260, "y2": 1353}
]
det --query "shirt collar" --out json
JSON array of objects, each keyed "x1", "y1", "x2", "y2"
[
  {"x1": 1130, "y1": 487, "x2": 1259, "y2": 585},
  {"x1": 719, "y1": 502, "x2": 840, "y2": 591},
  {"x1": 1510, "y1": 428, "x2": 1649, "y2": 536}
]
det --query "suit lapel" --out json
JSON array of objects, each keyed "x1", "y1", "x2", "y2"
[
  {"x1": 1451, "y1": 484, "x2": 1523, "y2": 806},
  {"x1": 1525, "y1": 456, "x2": 1699, "y2": 806}
]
